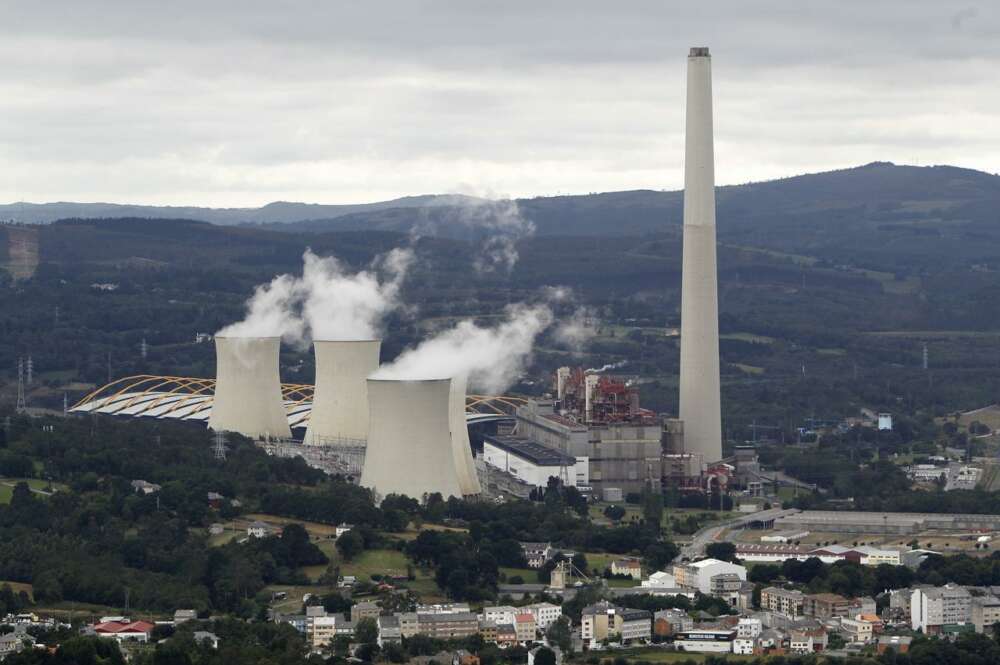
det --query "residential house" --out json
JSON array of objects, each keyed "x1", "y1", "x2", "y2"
[
  {"x1": 521, "y1": 542, "x2": 553, "y2": 569},
  {"x1": 173, "y1": 609, "x2": 198, "y2": 624},
  {"x1": 0, "y1": 632, "x2": 35, "y2": 658},
  {"x1": 761, "y1": 587, "x2": 805, "y2": 619},
  {"x1": 789, "y1": 627, "x2": 827, "y2": 654},
  {"x1": 611, "y1": 558, "x2": 642, "y2": 580},
  {"x1": 193, "y1": 632, "x2": 219, "y2": 649},
  {"x1": 130, "y1": 480, "x2": 161, "y2": 495},
  {"x1": 876, "y1": 635, "x2": 912, "y2": 654},
  {"x1": 736, "y1": 618, "x2": 762, "y2": 638},
  {"x1": 840, "y1": 616, "x2": 876, "y2": 644},
  {"x1": 514, "y1": 613, "x2": 537, "y2": 643},
  {"x1": 732, "y1": 637, "x2": 755, "y2": 655},
  {"x1": 247, "y1": 521, "x2": 275, "y2": 538},
  {"x1": 335, "y1": 523, "x2": 353, "y2": 538}
]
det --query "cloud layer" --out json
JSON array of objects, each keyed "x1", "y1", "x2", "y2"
[{"x1": 2, "y1": 1, "x2": 999, "y2": 206}]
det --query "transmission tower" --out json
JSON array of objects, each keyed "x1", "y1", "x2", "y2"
[
  {"x1": 922, "y1": 343, "x2": 928, "y2": 370},
  {"x1": 63, "y1": 392, "x2": 68, "y2": 416},
  {"x1": 140, "y1": 337, "x2": 148, "y2": 360},
  {"x1": 212, "y1": 431, "x2": 227, "y2": 461},
  {"x1": 16, "y1": 357, "x2": 26, "y2": 413},
  {"x1": 26, "y1": 355, "x2": 33, "y2": 384}
]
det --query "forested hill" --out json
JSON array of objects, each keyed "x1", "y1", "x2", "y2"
[{"x1": 4, "y1": 163, "x2": 999, "y2": 242}]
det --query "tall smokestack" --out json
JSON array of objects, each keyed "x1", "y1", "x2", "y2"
[{"x1": 678, "y1": 47, "x2": 722, "y2": 463}]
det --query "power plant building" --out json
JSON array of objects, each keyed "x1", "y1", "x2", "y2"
[
  {"x1": 208, "y1": 336, "x2": 292, "y2": 439},
  {"x1": 360, "y1": 378, "x2": 471, "y2": 500},
  {"x1": 678, "y1": 46, "x2": 723, "y2": 463},
  {"x1": 482, "y1": 434, "x2": 588, "y2": 489},
  {"x1": 304, "y1": 340, "x2": 380, "y2": 446}
]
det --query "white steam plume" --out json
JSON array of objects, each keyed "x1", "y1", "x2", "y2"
[
  {"x1": 302, "y1": 247, "x2": 414, "y2": 340},
  {"x1": 373, "y1": 303, "x2": 553, "y2": 394},
  {"x1": 586, "y1": 360, "x2": 628, "y2": 374},
  {"x1": 554, "y1": 306, "x2": 598, "y2": 351},
  {"x1": 216, "y1": 273, "x2": 306, "y2": 345},
  {"x1": 216, "y1": 247, "x2": 413, "y2": 345},
  {"x1": 415, "y1": 195, "x2": 535, "y2": 273}
]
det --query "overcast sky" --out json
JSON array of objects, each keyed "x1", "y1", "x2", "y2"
[{"x1": 1, "y1": 1, "x2": 998, "y2": 207}]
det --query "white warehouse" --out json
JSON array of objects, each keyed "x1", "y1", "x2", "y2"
[{"x1": 482, "y1": 434, "x2": 588, "y2": 488}]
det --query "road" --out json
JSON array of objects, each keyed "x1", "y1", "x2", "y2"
[{"x1": 675, "y1": 507, "x2": 800, "y2": 561}]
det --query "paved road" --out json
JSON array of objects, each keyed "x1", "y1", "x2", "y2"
[{"x1": 676, "y1": 508, "x2": 800, "y2": 561}]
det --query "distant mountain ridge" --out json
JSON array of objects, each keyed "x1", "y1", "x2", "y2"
[{"x1": 3, "y1": 163, "x2": 999, "y2": 240}]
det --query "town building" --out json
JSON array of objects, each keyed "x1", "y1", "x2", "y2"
[
  {"x1": 911, "y1": 585, "x2": 972, "y2": 634},
  {"x1": 761, "y1": 588, "x2": 805, "y2": 619},
  {"x1": 789, "y1": 628, "x2": 827, "y2": 654},
  {"x1": 736, "y1": 618, "x2": 762, "y2": 639},
  {"x1": 496, "y1": 623, "x2": 518, "y2": 647},
  {"x1": 611, "y1": 559, "x2": 642, "y2": 580},
  {"x1": 482, "y1": 606, "x2": 520, "y2": 626},
  {"x1": 91, "y1": 620, "x2": 156, "y2": 644},
  {"x1": 418, "y1": 613, "x2": 480, "y2": 640},
  {"x1": 619, "y1": 609, "x2": 652, "y2": 644},
  {"x1": 247, "y1": 520, "x2": 276, "y2": 538},
  {"x1": 482, "y1": 434, "x2": 588, "y2": 489},
  {"x1": 378, "y1": 615, "x2": 402, "y2": 646},
  {"x1": 0, "y1": 632, "x2": 35, "y2": 659},
  {"x1": 173, "y1": 609, "x2": 198, "y2": 624},
  {"x1": 840, "y1": 616, "x2": 876, "y2": 644},
  {"x1": 971, "y1": 595, "x2": 1000, "y2": 634},
  {"x1": 653, "y1": 609, "x2": 693, "y2": 637},
  {"x1": 477, "y1": 620, "x2": 498, "y2": 644},
  {"x1": 514, "y1": 613, "x2": 537, "y2": 643},
  {"x1": 520, "y1": 542, "x2": 553, "y2": 569},
  {"x1": 309, "y1": 616, "x2": 337, "y2": 649},
  {"x1": 803, "y1": 593, "x2": 850, "y2": 619},
  {"x1": 581, "y1": 602, "x2": 620, "y2": 644},
  {"x1": 673, "y1": 559, "x2": 748, "y2": 594},
  {"x1": 672, "y1": 629, "x2": 736, "y2": 653},
  {"x1": 732, "y1": 637, "x2": 755, "y2": 655},
  {"x1": 523, "y1": 602, "x2": 562, "y2": 630},
  {"x1": 876, "y1": 635, "x2": 912, "y2": 654},
  {"x1": 641, "y1": 571, "x2": 676, "y2": 589},
  {"x1": 351, "y1": 601, "x2": 380, "y2": 623}
]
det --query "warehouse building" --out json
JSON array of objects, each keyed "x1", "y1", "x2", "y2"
[{"x1": 482, "y1": 434, "x2": 588, "y2": 488}]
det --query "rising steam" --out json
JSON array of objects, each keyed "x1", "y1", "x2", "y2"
[
  {"x1": 216, "y1": 248, "x2": 413, "y2": 344},
  {"x1": 415, "y1": 195, "x2": 535, "y2": 273},
  {"x1": 373, "y1": 303, "x2": 554, "y2": 394}
]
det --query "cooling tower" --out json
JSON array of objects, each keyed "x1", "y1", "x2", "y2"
[
  {"x1": 449, "y1": 375, "x2": 482, "y2": 495},
  {"x1": 678, "y1": 47, "x2": 723, "y2": 463},
  {"x1": 304, "y1": 340, "x2": 380, "y2": 446},
  {"x1": 361, "y1": 378, "x2": 464, "y2": 500},
  {"x1": 209, "y1": 335, "x2": 292, "y2": 439}
]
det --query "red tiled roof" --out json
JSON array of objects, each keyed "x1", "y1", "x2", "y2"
[
  {"x1": 515, "y1": 614, "x2": 535, "y2": 623},
  {"x1": 94, "y1": 621, "x2": 155, "y2": 634}
]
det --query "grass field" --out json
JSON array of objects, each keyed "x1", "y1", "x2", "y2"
[
  {"x1": 0, "y1": 478, "x2": 66, "y2": 504},
  {"x1": 0, "y1": 580, "x2": 33, "y2": 600}
]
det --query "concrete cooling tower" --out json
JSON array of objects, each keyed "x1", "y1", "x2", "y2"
[
  {"x1": 678, "y1": 47, "x2": 723, "y2": 463},
  {"x1": 304, "y1": 340, "x2": 381, "y2": 446},
  {"x1": 449, "y1": 375, "x2": 482, "y2": 495},
  {"x1": 209, "y1": 336, "x2": 292, "y2": 439},
  {"x1": 361, "y1": 378, "x2": 464, "y2": 500}
]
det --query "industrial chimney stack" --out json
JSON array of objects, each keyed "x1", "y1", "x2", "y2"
[{"x1": 678, "y1": 47, "x2": 722, "y2": 463}]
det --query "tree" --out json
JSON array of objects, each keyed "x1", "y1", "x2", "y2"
[
  {"x1": 533, "y1": 647, "x2": 557, "y2": 665},
  {"x1": 336, "y1": 529, "x2": 365, "y2": 561},
  {"x1": 355, "y1": 617, "x2": 379, "y2": 645},
  {"x1": 603, "y1": 505, "x2": 626, "y2": 522},
  {"x1": 643, "y1": 541, "x2": 679, "y2": 570},
  {"x1": 546, "y1": 616, "x2": 572, "y2": 653},
  {"x1": 705, "y1": 542, "x2": 738, "y2": 563}
]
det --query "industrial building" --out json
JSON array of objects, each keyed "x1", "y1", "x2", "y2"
[
  {"x1": 360, "y1": 378, "x2": 469, "y2": 500},
  {"x1": 774, "y1": 511, "x2": 1000, "y2": 535},
  {"x1": 482, "y1": 434, "x2": 588, "y2": 489},
  {"x1": 672, "y1": 558, "x2": 747, "y2": 595},
  {"x1": 304, "y1": 340, "x2": 380, "y2": 446},
  {"x1": 678, "y1": 47, "x2": 722, "y2": 464},
  {"x1": 208, "y1": 336, "x2": 292, "y2": 439}
]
